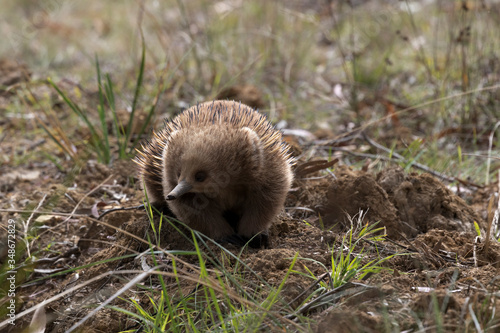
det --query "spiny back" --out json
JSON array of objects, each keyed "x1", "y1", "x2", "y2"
[
  {"x1": 164, "y1": 101, "x2": 290, "y2": 159},
  {"x1": 135, "y1": 100, "x2": 293, "y2": 192}
]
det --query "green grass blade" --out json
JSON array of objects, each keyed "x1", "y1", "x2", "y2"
[
  {"x1": 125, "y1": 36, "x2": 146, "y2": 147},
  {"x1": 47, "y1": 77, "x2": 106, "y2": 161},
  {"x1": 129, "y1": 46, "x2": 194, "y2": 153},
  {"x1": 95, "y1": 55, "x2": 111, "y2": 164}
]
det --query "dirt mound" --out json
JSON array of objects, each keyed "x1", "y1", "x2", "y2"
[
  {"x1": 320, "y1": 166, "x2": 402, "y2": 237},
  {"x1": 321, "y1": 166, "x2": 484, "y2": 238},
  {"x1": 414, "y1": 229, "x2": 500, "y2": 268}
]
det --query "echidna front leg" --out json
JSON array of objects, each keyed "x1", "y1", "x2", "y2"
[{"x1": 236, "y1": 196, "x2": 281, "y2": 248}]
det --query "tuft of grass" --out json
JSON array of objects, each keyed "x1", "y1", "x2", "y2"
[
  {"x1": 329, "y1": 213, "x2": 392, "y2": 288},
  {"x1": 112, "y1": 240, "x2": 305, "y2": 332},
  {"x1": 47, "y1": 40, "x2": 155, "y2": 165},
  {"x1": 102, "y1": 193, "x2": 308, "y2": 332},
  {"x1": 289, "y1": 211, "x2": 399, "y2": 317}
]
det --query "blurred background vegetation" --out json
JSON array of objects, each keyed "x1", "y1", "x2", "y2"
[{"x1": 1, "y1": 0, "x2": 500, "y2": 181}]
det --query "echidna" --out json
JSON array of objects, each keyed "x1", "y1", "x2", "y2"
[{"x1": 134, "y1": 100, "x2": 293, "y2": 247}]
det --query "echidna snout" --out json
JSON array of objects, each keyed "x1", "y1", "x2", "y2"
[
  {"x1": 165, "y1": 162, "x2": 211, "y2": 200},
  {"x1": 165, "y1": 180, "x2": 192, "y2": 200}
]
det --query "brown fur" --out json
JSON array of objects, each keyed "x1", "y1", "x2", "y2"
[{"x1": 134, "y1": 100, "x2": 293, "y2": 241}]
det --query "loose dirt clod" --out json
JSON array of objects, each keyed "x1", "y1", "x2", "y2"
[{"x1": 321, "y1": 166, "x2": 484, "y2": 238}]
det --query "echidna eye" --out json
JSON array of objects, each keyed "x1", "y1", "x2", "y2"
[{"x1": 194, "y1": 171, "x2": 206, "y2": 182}]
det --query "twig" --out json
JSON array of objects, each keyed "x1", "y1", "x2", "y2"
[
  {"x1": 284, "y1": 206, "x2": 316, "y2": 213},
  {"x1": 287, "y1": 273, "x2": 330, "y2": 308},
  {"x1": 286, "y1": 282, "x2": 375, "y2": 320},
  {"x1": 362, "y1": 132, "x2": 455, "y2": 182},
  {"x1": 98, "y1": 205, "x2": 145, "y2": 220},
  {"x1": 295, "y1": 159, "x2": 339, "y2": 177},
  {"x1": 325, "y1": 147, "x2": 394, "y2": 162},
  {"x1": 23, "y1": 194, "x2": 47, "y2": 258},
  {"x1": 62, "y1": 174, "x2": 114, "y2": 228}
]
